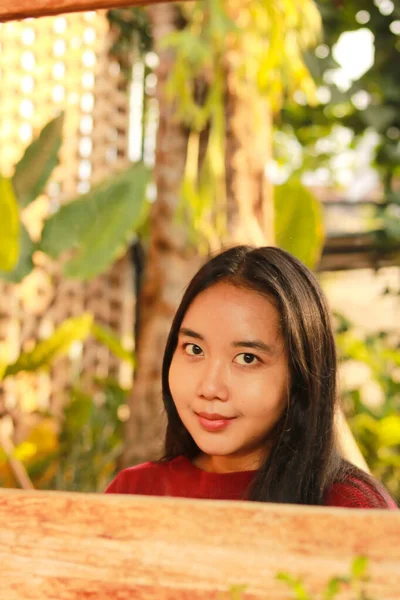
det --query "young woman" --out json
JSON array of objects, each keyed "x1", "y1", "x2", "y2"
[{"x1": 106, "y1": 245, "x2": 397, "y2": 509}]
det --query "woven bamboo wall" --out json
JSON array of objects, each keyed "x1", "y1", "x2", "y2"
[{"x1": 0, "y1": 12, "x2": 136, "y2": 434}]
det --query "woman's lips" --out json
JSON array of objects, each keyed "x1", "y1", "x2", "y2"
[{"x1": 196, "y1": 413, "x2": 237, "y2": 431}]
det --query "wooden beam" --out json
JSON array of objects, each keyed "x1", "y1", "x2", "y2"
[
  {"x1": 318, "y1": 233, "x2": 400, "y2": 272},
  {"x1": 1, "y1": 488, "x2": 399, "y2": 599},
  {"x1": 0, "y1": 0, "x2": 179, "y2": 23}
]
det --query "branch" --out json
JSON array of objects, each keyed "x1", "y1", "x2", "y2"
[{"x1": 0, "y1": 0, "x2": 187, "y2": 23}]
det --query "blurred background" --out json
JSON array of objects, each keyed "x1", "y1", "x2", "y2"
[{"x1": 0, "y1": 0, "x2": 399, "y2": 501}]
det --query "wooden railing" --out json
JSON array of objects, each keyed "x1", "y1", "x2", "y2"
[
  {"x1": 0, "y1": 0, "x2": 180, "y2": 23},
  {"x1": 1, "y1": 487, "x2": 399, "y2": 599}
]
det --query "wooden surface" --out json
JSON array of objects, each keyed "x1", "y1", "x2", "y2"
[
  {"x1": 1, "y1": 488, "x2": 399, "y2": 599},
  {"x1": 0, "y1": 0, "x2": 180, "y2": 23}
]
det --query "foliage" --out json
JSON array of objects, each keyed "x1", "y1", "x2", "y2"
[
  {"x1": 49, "y1": 379, "x2": 128, "y2": 493},
  {"x1": 0, "y1": 417, "x2": 59, "y2": 489},
  {"x1": 107, "y1": 2, "x2": 327, "y2": 264},
  {"x1": 0, "y1": 114, "x2": 151, "y2": 283},
  {"x1": 274, "y1": 178, "x2": 325, "y2": 268},
  {"x1": 335, "y1": 310, "x2": 400, "y2": 502},
  {"x1": 0, "y1": 379, "x2": 128, "y2": 492},
  {"x1": 159, "y1": 0, "x2": 322, "y2": 253},
  {"x1": 108, "y1": 7, "x2": 152, "y2": 73},
  {"x1": 0, "y1": 175, "x2": 20, "y2": 272},
  {"x1": 1, "y1": 315, "x2": 93, "y2": 379},
  {"x1": 91, "y1": 323, "x2": 135, "y2": 367},
  {"x1": 0, "y1": 224, "x2": 35, "y2": 283},
  {"x1": 0, "y1": 315, "x2": 133, "y2": 490},
  {"x1": 226, "y1": 556, "x2": 372, "y2": 600},
  {"x1": 0, "y1": 312, "x2": 133, "y2": 491},
  {"x1": 277, "y1": 555, "x2": 371, "y2": 600},
  {"x1": 168, "y1": 0, "x2": 321, "y2": 125},
  {"x1": 0, "y1": 105, "x2": 141, "y2": 494},
  {"x1": 39, "y1": 163, "x2": 150, "y2": 279},
  {"x1": 0, "y1": 114, "x2": 63, "y2": 281},
  {"x1": 0, "y1": 314, "x2": 134, "y2": 383},
  {"x1": 316, "y1": 0, "x2": 400, "y2": 184},
  {"x1": 278, "y1": 0, "x2": 400, "y2": 240},
  {"x1": 12, "y1": 113, "x2": 64, "y2": 209}
]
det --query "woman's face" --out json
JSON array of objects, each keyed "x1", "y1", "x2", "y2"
[{"x1": 168, "y1": 282, "x2": 289, "y2": 472}]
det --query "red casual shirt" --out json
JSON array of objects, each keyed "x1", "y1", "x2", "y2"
[{"x1": 105, "y1": 455, "x2": 398, "y2": 509}]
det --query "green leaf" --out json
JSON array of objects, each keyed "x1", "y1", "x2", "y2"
[
  {"x1": 39, "y1": 193, "x2": 99, "y2": 259},
  {"x1": 3, "y1": 314, "x2": 93, "y2": 378},
  {"x1": 351, "y1": 556, "x2": 368, "y2": 580},
  {"x1": 274, "y1": 179, "x2": 325, "y2": 269},
  {"x1": 38, "y1": 188, "x2": 97, "y2": 259},
  {"x1": 276, "y1": 573, "x2": 312, "y2": 600},
  {"x1": 0, "y1": 175, "x2": 20, "y2": 271},
  {"x1": 227, "y1": 584, "x2": 247, "y2": 600},
  {"x1": 12, "y1": 113, "x2": 64, "y2": 208},
  {"x1": 0, "y1": 223, "x2": 35, "y2": 283},
  {"x1": 323, "y1": 577, "x2": 348, "y2": 600},
  {"x1": 40, "y1": 164, "x2": 150, "y2": 279},
  {"x1": 91, "y1": 323, "x2": 135, "y2": 367}
]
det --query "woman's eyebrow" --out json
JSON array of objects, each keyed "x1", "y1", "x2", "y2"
[
  {"x1": 232, "y1": 340, "x2": 275, "y2": 355},
  {"x1": 179, "y1": 327, "x2": 204, "y2": 340},
  {"x1": 179, "y1": 328, "x2": 274, "y2": 355}
]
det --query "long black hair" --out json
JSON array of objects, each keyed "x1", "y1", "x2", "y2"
[{"x1": 160, "y1": 245, "x2": 393, "y2": 506}]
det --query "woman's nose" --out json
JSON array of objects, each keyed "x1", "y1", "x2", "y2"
[{"x1": 196, "y1": 362, "x2": 228, "y2": 401}]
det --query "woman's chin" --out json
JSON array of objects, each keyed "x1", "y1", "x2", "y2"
[{"x1": 190, "y1": 434, "x2": 239, "y2": 458}]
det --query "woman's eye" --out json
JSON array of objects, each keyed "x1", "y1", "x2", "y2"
[
  {"x1": 235, "y1": 353, "x2": 259, "y2": 366},
  {"x1": 183, "y1": 343, "x2": 203, "y2": 356}
]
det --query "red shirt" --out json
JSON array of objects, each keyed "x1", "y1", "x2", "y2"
[{"x1": 105, "y1": 456, "x2": 397, "y2": 509}]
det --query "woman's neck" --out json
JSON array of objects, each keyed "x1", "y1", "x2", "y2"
[{"x1": 193, "y1": 452, "x2": 261, "y2": 474}]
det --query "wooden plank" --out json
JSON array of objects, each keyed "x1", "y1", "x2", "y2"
[
  {"x1": 318, "y1": 233, "x2": 400, "y2": 272},
  {"x1": 1, "y1": 488, "x2": 399, "y2": 599},
  {"x1": 0, "y1": 0, "x2": 180, "y2": 23}
]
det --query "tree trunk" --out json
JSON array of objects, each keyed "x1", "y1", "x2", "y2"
[
  {"x1": 224, "y1": 61, "x2": 275, "y2": 246},
  {"x1": 121, "y1": 4, "x2": 203, "y2": 467}
]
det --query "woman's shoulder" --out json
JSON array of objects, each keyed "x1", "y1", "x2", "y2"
[
  {"x1": 324, "y1": 474, "x2": 398, "y2": 510},
  {"x1": 104, "y1": 456, "x2": 186, "y2": 494},
  {"x1": 104, "y1": 461, "x2": 160, "y2": 494}
]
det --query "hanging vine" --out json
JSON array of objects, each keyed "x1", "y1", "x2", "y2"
[
  {"x1": 108, "y1": 1, "x2": 322, "y2": 252},
  {"x1": 160, "y1": 0, "x2": 322, "y2": 251}
]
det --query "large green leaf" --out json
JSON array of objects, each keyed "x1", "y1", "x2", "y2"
[
  {"x1": 40, "y1": 164, "x2": 149, "y2": 280},
  {"x1": 91, "y1": 323, "x2": 135, "y2": 367},
  {"x1": 274, "y1": 179, "x2": 325, "y2": 269},
  {"x1": 0, "y1": 223, "x2": 35, "y2": 283},
  {"x1": 12, "y1": 113, "x2": 64, "y2": 208},
  {"x1": 39, "y1": 193, "x2": 99, "y2": 259},
  {"x1": 0, "y1": 175, "x2": 20, "y2": 271},
  {"x1": 3, "y1": 314, "x2": 93, "y2": 379}
]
